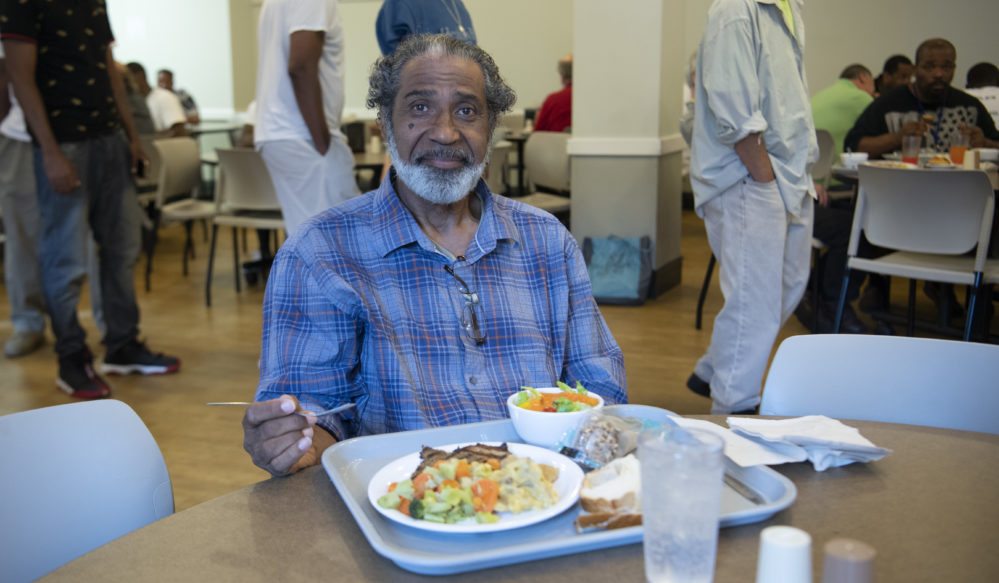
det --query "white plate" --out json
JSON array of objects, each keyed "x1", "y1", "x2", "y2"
[
  {"x1": 926, "y1": 163, "x2": 959, "y2": 169},
  {"x1": 865, "y1": 160, "x2": 918, "y2": 169},
  {"x1": 367, "y1": 441, "x2": 583, "y2": 534}
]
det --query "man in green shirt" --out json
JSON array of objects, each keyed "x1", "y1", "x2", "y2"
[{"x1": 811, "y1": 64, "x2": 875, "y2": 166}]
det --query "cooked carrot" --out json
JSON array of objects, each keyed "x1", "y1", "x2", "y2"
[
  {"x1": 486, "y1": 458, "x2": 501, "y2": 470},
  {"x1": 439, "y1": 479, "x2": 460, "y2": 490},
  {"x1": 398, "y1": 496, "x2": 411, "y2": 516},
  {"x1": 413, "y1": 473, "x2": 431, "y2": 499},
  {"x1": 472, "y1": 479, "x2": 499, "y2": 513},
  {"x1": 455, "y1": 460, "x2": 470, "y2": 480},
  {"x1": 520, "y1": 391, "x2": 598, "y2": 411},
  {"x1": 388, "y1": 482, "x2": 397, "y2": 492}
]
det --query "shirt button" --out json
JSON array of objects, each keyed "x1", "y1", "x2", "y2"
[{"x1": 469, "y1": 376, "x2": 478, "y2": 385}]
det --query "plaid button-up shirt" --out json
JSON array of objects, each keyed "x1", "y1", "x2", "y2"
[{"x1": 256, "y1": 177, "x2": 626, "y2": 439}]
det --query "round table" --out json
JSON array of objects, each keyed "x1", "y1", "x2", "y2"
[{"x1": 40, "y1": 418, "x2": 999, "y2": 582}]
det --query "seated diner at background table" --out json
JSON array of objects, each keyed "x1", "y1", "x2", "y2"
[
  {"x1": 125, "y1": 61, "x2": 188, "y2": 138},
  {"x1": 533, "y1": 53, "x2": 572, "y2": 133},
  {"x1": 965, "y1": 61, "x2": 999, "y2": 126},
  {"x1": 844, "y1": 37, "x2": 999, "y2": 159},
  {"x1": 156, "y1": 68, "x2": 200, "y2": 124},
  {"x1": 242, "y1": 34, "x2": 627, "y2": 477},
  {"x1": 873, "y1": 54, "x2": 913, "y2": 98}
]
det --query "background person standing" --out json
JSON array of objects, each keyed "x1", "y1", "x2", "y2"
[
  {"x1": 0, "y1": 42, "x2": 46, "y2": 358},
  {"x1": 375, "y1": 0, "x2": 476, "y2": 56},
  {"x1": 1, "y1": 0, "x2": 179, "y2": 398},
  {"x1": 687, "y1": 0, "x2": 819, "y2": 415},
  {"x1": 254, "y1": 0, "x2": 359, "y2": 235}
]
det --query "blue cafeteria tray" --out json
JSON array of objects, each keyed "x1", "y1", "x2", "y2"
[{"x1": 321, "y1": 407, "x2": 796, "y2": 575}]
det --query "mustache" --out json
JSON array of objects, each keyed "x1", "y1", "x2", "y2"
[{"x1": 415, "y1": 147, "x2": 472, "y2": 165}]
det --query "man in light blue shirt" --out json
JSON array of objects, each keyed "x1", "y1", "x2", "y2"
[{"x1": 688, "y1": 0, "x2": 819, "y2": 414}]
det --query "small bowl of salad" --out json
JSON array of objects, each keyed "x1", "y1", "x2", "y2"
[{"x1": 507, "y1": 382, "x2": 604, "y2": 448}]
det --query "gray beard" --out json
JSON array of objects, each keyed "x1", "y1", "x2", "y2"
[{"x1": 385, "y1": 128, "x2": 488, "y2": 205}]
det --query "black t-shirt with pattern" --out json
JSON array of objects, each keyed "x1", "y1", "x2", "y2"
[
  {"x1": 845, "y1": 84, "x2": 999, "y2": 154},
  {"x1": 0, "y1": 0, "x2": 120, "y2": 142}
]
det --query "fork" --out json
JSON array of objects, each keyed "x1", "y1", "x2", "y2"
[{"x1": 206, "y1": 401, "x2": 356, "y2": 417}]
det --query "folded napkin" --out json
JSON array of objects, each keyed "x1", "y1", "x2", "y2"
[
  {"x1": 726, "y1": 415, "x2": 891, "y2": 471},
  {"x1": 670, "y1": 417, "x2": 802, "y2": 468}
]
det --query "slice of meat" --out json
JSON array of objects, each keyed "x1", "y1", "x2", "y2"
[
  {"x1": 410, "y1": 443, "x2": 511, "y2": 480},
  {"x1": 412, "y1": 446, "x2": 451, "y2": 477},
  {"x1": 450, "y1": 443, "x2": 510, "y2": 464}
]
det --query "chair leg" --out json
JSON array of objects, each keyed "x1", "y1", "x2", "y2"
[
  {"x1": 182, "y1": 221, "x2": 193, "y2": 276},
  {"x1": 232, "y1": 227, "x2": 241, "y2": 293},
  {"x1": 811, "y1": 247, "x2": 824, "y2": 332},
  {"x1": 145, "y1": 212, "x2": 161, "y2": 292},
  {"x1": 962, "y1": 274, "x2": 983, "y2": 342},
  {"x1": 985, "y1": 285, "x2": 995, "y2": 340},
  {"x1": 205, "y1": 224, "x2": 219, "y2": 307},
  {"x1": 907, "y1": 280, "x2": 917, "y2": 337},
  {"x1": 833, "y1": 268, "x2": 852, "y2": 333},
  {"x1": 696, "y1": 254, "x2": 716, "y2": 330}
]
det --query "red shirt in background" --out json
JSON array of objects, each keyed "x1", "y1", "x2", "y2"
[{"x1": 533, "y1": 84, "x2": 572, "y2": 133}]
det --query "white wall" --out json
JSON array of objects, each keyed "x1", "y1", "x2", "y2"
[
  {"x1": 338, "y1": 0, "x2": 574, "y2": 120},
  {"x1": 107, "y1": 0, "x2": 234, "y2": 119},
  {"x1": 107, "y1": 1, "x2": 998, "y2": 120},
  {"x1": 682, "y1": 0, "x2": 999, "y2": 94}
]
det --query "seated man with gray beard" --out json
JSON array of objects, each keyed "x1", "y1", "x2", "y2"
[{"x1": 241, "y1": 34, "x2": 627, "y2": 477}]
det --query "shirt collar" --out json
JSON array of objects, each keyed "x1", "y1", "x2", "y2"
[{"x1": 369, "y1": 173, "x2": 521, "y2": 261}]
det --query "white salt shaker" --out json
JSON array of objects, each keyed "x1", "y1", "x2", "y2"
[{"x1": 755, "y1": 525, "x2": 813, "y2": 583}]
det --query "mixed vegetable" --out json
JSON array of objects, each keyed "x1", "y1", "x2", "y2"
[
  {"x1": 377, "y1": 455, "x2": 558, "y2": 525},
  {"x1": 513, "y1": 381, "x2": 598, "y2": 412}
]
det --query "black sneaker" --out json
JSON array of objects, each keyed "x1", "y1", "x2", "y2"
[
  {"x1": 57, "y1": 351, "x2": 112, "y2": 399},
  {"x1": 686, "y1": 373, "x2": 711, "y2": 398},
  {"x1": 102, "y1": 340, "x2": 180, "y2": 375}
]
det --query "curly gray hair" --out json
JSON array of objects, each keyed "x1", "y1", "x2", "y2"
[{"x1": 366, "y1": 34, "x2": 517, "y2": 135}]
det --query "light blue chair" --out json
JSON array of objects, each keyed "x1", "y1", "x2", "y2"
[
  {"x1": 761, "y1": 334, "x2": 999, "y2": 434},
  {"x1": 0, "y1": 400, "x2": 174, "y2": 582}
]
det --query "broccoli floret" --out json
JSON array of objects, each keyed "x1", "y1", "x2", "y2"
[{"x1": 409, "y1": 499, "x2": 425, "y2": 519}]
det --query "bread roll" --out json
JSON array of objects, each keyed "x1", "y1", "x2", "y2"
[{"x1": 578, "y1": 454, "x2": 641, "y2": 514}]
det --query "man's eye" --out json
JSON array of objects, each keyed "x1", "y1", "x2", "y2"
[
  {"x1": 457, "y1": 107, "x2": 475, "y2": 116},
  {"x1": 412, "y1": 104, "x2": 428, "y2": 112}
]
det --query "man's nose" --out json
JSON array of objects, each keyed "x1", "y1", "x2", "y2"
[{"x1": 430, "y1": 111, "x2": 460, "y2": 144}]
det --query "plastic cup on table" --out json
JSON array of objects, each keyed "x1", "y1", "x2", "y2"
[
  {"x1": 901, "y1": 135, "x2": 921, "y2": 165},
  {"x1": 639, "y1": 427, "x2": 725, "y2": 583},
  {"x1": 754, "y1": 526, "x2": 813, "y2": 583},
  {"x1": 949, "y1": 133, "x2": 970, "y2": 165}
]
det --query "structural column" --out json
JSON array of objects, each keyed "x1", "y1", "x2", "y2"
[{"x1": 570, "y1": 0, "x2": 688, "y2": 296}]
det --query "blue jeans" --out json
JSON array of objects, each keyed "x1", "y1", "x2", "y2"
[{"x1": 33, "y1": 132, "x2": 142, "y2": 359}]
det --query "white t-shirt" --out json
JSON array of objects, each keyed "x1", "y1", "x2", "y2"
[
  {"x1": 966, "y1": 86, "x2": 999, "y2": 127},
  {"x1": 0, "y1": 42, "x2": 30, "y2": 143},
  {"x1": 254, "y1": 0, "x2": 346, "y2": 145},
  {"x1": 146, "y1": 87, "x2": 187, "y2": 133}
]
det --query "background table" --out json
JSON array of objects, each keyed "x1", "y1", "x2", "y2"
[{"x1": 40, "y1": 418, "x2": 999, "y2": 582}]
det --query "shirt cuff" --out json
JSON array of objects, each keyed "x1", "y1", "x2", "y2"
[{"x1": 716, "y1": 112, "x2": 768, "y2": 147}]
